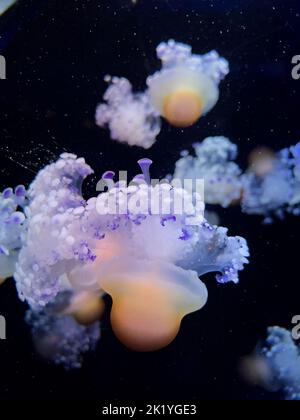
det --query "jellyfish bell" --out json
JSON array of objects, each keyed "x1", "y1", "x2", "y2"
[
  {"x1": 248, "y1": 147, "x2": 276, "y2": 177},
  {"x1": 164, "y1": 89, "x2": 203, "y2": 128},
  {"x1": 98, "y1": 257, "x2": 208, "y2": 352},
  {"x1": 148, "y1": 68, "x2": 217, "y2": 128},
  {"x1": 62, "y1": 291, "x2": 105, "y2": 326}
]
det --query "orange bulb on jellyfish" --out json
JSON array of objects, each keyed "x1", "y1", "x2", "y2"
[
  {"x1": 147, "y1": 67, "x2": 219, "y2": 128},
  {"x1": 98, "y1": 257, "x2": 208, "y2": 352}
]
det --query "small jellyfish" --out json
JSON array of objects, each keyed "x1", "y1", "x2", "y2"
[
  {"x1": 96, "y1": 76, "x2": 161, "y2": 149},
  {"x1": 147, "y1": 40, "x2": 229, "y2": 127},
  {"x1": 241, "y1": 143, "x2": 299, "y2": 221},
  {"x1": 247, "y1": 327, "x2": 300, "y2": 400}
]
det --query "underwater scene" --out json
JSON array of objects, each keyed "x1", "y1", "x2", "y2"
[{"x1": 0, "y1": 0, "x2": 300, "y2": 405}]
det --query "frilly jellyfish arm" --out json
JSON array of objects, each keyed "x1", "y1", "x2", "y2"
[
  {"x1": 0, "y1": 185, "x2": 27, "y2": 281},
  {"x1": 173, "y1": 137, "x2": 243, "y2": 207},
  {"x1": 261, "y1": 327, "x2": 300, "y2": 400},
  {"x1": 95, "y1": 76, "x2": 161, "y2": 149},
  {"x1": 15, "y1": 154, "x2": 94, "y2": 307},
  {"x1": 177, "y1": 223, "x2": 249, "y2": 284},
  {"x1": 26, "y1": 308, "x2": 100, "y2": 370}
]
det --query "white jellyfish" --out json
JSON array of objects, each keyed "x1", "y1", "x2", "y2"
[
  {"x1": 147, "y1": 40, "x2": 229, "y2": 127},
  {"x1": 14, "y1": 154, "x2": 249, "y2": 353}
]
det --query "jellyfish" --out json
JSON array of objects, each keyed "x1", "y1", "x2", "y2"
[
  {"x1": 247, "y1": 327, "x2": 300, "y2": 400},
  {"x1": 0, "y1": 185, "x2": 26, "y2": 283},
  {"x1": 241, "y1": 142, "x2": 300, "y2": 222},
  {"x1": 14, "y1": 153, "x2": 249, "y2": 353},
  {"x1": 173, "y1": 137, "x2": 243, "y2": 208},
  {"x1": 147, "y1": 40, "x2": 229, "y2": 127},
  {"x1": 173, "y1": 138, "x2": 300, "y2": 223},
  {"x1": 95, "y1": 76, "x2": 161, "y2": 149}
]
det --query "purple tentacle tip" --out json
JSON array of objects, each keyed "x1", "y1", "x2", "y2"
[
  {"x1": 2, "y1": 188, "x2": 13, "y2": 199},
  {"x1": 137, "y1": 158, "x2": 153, "y2": 185},
  {"x1": 102, "y1": 171, "x2": 115, "y2": 180},
  {"x1": 15, "y1": 185, "x2": 26, "y2": 197}
]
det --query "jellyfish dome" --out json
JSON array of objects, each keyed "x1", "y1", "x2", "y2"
[
  {"x1": 173, "y1": 137, "x2": 243, "y2": 207},
  {"x1": 95, "y1": 76, "x2": 161, "y2": 149},
  {"x1": 13, "y1": 153, "x2": 249, "y2": 352},
  {"x1": 147, "y1": 40, "x2": 229, "y2": 127},
  {"x1": 0, "y1": 185, "x2": 26, "y2": 283}
]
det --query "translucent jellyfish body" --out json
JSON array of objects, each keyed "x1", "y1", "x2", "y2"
[
  {"x1": 95, "y1": 76, "x2": 161, "y2": 149},
  {"x1": 147, "y1": 40, "x2": 229, "y2": 127},
  {"x1": 173, "y1": 137, "x2": 243, "y2": 207},
  {"x1": 0, "y1": 185, "x2": 26, "y2": 283},
  {"x1": 15, "y1": 153, "x2": 249, "y2": 352}
]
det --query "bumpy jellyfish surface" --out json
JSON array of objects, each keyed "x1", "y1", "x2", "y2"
[
  {"x1": 14, "y1": 153, "x2": 249, "y2": 353},
  {"x1": 147, "y1": 40, "x2": 229, "y2": 127},
  {"x1": 96, "y1": 77, "x2": 161, "y2": 149},
  {"x1": 0, "y1": 185, "x2": 26, "y2": 283},
  {"x1": 173, "y1": 137, "x2": 243, "y2": 207},
  {"x1": 259, "y1": 327, "x2": 300, "y2": 400}
]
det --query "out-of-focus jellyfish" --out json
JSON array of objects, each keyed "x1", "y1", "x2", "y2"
[
  {"x1": 241, "y1": 142, "x2": 300, "y2": 222},
  {"x1": 173, "y1": 137, "x2": 243, "y2": 208},
  {"x1": 0, "y1": 185, "x2": 26, "y2": 283},
  {"x1": 14, "y1": 153, "x2": 249, "y2": 353},
  {"x1": 95, "y1": 76, "x2": 161, "y2": 149},
  {"x1": 26, "y1": 305, "x2": 100, "y2": 369},
  {"x1": 245, "y1": 327, "x2": 300, "y2": 400},
  {"x1": 147, "y1": 40, "x2": 229, "y2": 127},
  {"x1": 248, "y1": 147, "x2": 276, "y2": 177}
]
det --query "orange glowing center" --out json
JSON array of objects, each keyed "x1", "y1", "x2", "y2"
[
  {"x1": 109, "y1": 281, "x2": 184, "y2": 352},
  {"x1": 163, "y1": 89, "x2": 203, "y2": 127}
]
